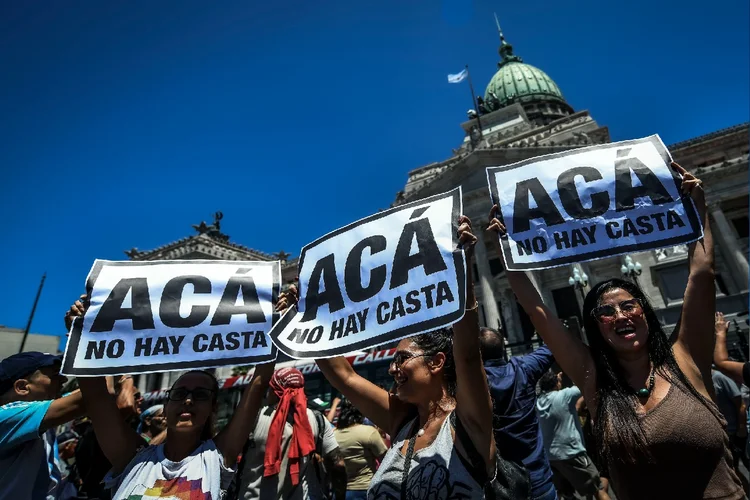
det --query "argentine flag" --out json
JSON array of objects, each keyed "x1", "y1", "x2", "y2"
[{"x1": 447, "y1": 69, "x2": 468, "y2": 84}]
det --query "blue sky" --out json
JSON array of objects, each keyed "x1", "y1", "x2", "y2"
[{"x1": 1, "y1": 0, "x2": 748, "y2": 352}]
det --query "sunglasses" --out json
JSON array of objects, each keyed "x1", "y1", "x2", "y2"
[
  {"x1": 592, "y1": 299, "x2": 643, "y2": 323},
  {"x1": 390, "y1": 352, "x2": 429, "y2": 370},
  {"x1": 166, "y1": 387, "x2": 215, "y2": 402}
]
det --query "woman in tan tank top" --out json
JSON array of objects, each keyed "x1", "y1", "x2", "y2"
[{"x1": 490, "y1": 162, "x2": 745, "y2": 499}]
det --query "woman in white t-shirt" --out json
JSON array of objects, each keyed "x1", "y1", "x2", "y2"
[
  {"x1": 71, "y1": 288, "x2": 296, "y2": 500},
  {"x1": 78, "y1": 366, "x2": 274, "y2": 500}
]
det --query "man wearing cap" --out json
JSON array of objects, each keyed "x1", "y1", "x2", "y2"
[{"x1": 0, "y1": 352, "x2": 86, "y2": 499}]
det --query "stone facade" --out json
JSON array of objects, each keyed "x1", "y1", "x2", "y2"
[
  {"x1": 0, "y1": 326, "x2": 60, "y2": 360},
  {"x1": 393, "y1": 78, "x2": 749, "y2": 355}
]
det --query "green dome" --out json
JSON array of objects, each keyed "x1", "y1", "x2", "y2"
[
  {"x1": 482, "y1": 28, "x2": 573, "y2": 121},
  {"x1": 484, "y1": 60, "x2": 566, "y2": 108}
]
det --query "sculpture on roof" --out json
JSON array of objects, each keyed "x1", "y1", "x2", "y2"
[
  {"x1": 192, "y1": 211, "x2": 229, "y2": 242},
  {"x1": 487, "y1": 91, "x2": 501, "y2": 112},
  {"x1": 274, "y1": 250, "x2": 291, "y2": 263}
]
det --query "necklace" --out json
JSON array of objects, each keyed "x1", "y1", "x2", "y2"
[{"x1": 637, "y1": 367, "x2": 656, "y2": 397}]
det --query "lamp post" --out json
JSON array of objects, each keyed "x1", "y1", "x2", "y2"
[
  {"x1": 568, "y1": 267, "x2": 589, "y2": 302},
  {"x1": 621, "y1": 255, "x2": 643, "y2": 286}
]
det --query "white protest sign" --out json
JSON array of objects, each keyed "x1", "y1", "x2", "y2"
[
  {"x1": 486, "y1": 135, "x2": 703, "y2": 270},
  {"x1": 62, "y1": 260, "x2": 280, "y2": 376},
  {"x1": 269, "y1": 188, "x2": 466, "y2": 359}
]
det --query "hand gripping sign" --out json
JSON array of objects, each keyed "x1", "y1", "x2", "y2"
[
  {"x1": 62, "y1": 260, "x2": 280, "y2": 376},
  {"x1": 269, "y1": 188, "x2": 466, "y2": 359},
  {"x1": 486, "y1": 135, "x2": 703, "y2": 270}
]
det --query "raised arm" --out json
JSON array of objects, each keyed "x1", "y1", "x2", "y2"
[
  {"x1": 40, "y1": 390, "x2": 86, "y2": 432},
  {"x1": 713, "y1": 312, "x2": 745, "y2": 385},
  {"x1": 214, "y1": 287, "x2": 298, "y2": 466},
  {"x1": 214, "y1": 362, "x2": 274, "y2": 467},
  {"x1": 78, "y1": 376, "x2": 144, "y2": 474},
  {"x1": 452, "y1": 216, "x2": 496, "y2": 475},
  {"x1": 326, "y1": 396, "x2": 341, "y2": 423},
  {"x1": 316, "y1": 357, "x2": 410, "y2": 437},
  {"x1": 64, "y1": 296, "x2": 142, "y2": 473},
  {"x1": 670, "y1": 163, "x2": 715, "y2": 372},
  {"x1": 489, "y1": 205, "x2": 595, "y2": 398}
]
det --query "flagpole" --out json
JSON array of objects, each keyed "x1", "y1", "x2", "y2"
[
  {"x1": 465, "y1": 65, "x2": 483, "y2": 141},
  {"x1": 19, "y1": 273, "x2": 46, "y2": 354}
]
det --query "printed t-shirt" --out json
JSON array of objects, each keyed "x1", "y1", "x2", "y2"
[
  {"x1": 237, "y1": 405, "x2": 339, "y2": 500},
  {"x1": 334, "y1": 424, "x2": 387, "y2": 491},
  {"x1": 0, "y1": 399, "x2": 55, "y2": 499},
  {"x1": 104, "y1": 439, "x2": 233, "y2": 500}
]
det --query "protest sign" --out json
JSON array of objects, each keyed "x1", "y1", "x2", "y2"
[
  {"x1": 486, "y1": 135, "x2": 703, "y2": 270},
  {"x1": 62, "y1": 259, "x2": 280, "y2": 376},
  {"x1": 269, "y1": 188, "x2": 466, "y2": 359}
]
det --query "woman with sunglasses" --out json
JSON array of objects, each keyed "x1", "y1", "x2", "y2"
[
  {"x1": 315, "y1": 216, "x2": 496, "y2": 499},
  {"x1": 489, "y1": 162, "x2": 744, "y2": 499},
  {"x1": 70, "y1": 289, "x2": 296, "y2": 500}
]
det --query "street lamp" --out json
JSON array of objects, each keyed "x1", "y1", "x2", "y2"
[
  {"x1": 568, "y1": 267, "x2": 589, "y2": 301},
  {"x1": 621, "y1": 255, "x2": 643, "y2": 286}
]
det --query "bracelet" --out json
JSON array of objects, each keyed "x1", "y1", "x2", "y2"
[{"x1": 466, "y1": 302, "x2": 479, "y2": 312}]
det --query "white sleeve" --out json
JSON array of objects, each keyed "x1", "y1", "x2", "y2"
[{"x1": 321, "y1": 420, "x2": 339, "y2": 456}]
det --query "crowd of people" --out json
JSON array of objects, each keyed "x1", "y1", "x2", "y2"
[{"x1": 2, "y1": 163, "x2": 750, "y2": 499}]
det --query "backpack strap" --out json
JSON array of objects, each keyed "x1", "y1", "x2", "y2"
[
  {"x1": 313, "y1": 409, "x2": 326, "y2": 454},
  {"x1": 450, "y1": 412, "x2": 490, "y2": 485}
]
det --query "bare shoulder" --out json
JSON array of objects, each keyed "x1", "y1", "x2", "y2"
[{"x1": 671, "y1": 342, "x2": 712, "y2": 398}]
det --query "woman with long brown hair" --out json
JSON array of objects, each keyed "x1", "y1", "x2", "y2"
[{"x1": 490, "y1": 163, "x2": 744, "y2": 499}]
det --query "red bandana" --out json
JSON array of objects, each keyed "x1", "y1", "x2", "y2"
[{"x1": 263, "y1": 368, "x2": 316, "y2": 486}]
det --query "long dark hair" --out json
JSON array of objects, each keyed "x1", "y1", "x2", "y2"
[
  {"x1": 583, "y1": 278, "x2": 710, "y2": 465},
  {"x1": 337, "y1": 398, "x2": 365, "y2": 429},
  {"x1": 411, "y1": 328, "x2": 457, "y2": 397},
  {"x1": 170, "y1": 370, "x2": 219, "y2": 442}
]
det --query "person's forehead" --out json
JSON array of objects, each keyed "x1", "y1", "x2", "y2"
[
  {"x1": 173, "y1": 373, "x2": 213, "y2": 389},
  {"x1": 33, "y1": 364, "x2": 61, "y2": 377},
  {"x1": 599, "y1": 288, "x2": 634, "y2": 304},
  {"x1": 396, "y1": 339, "x2": 420, "y2": 353}
]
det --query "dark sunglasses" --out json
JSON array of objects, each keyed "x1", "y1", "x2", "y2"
[
  {"x1": 166, "y1": 387, "x2": 215, "y2": 402},
  {"x1": 592, "y1": 299, "x2": 643, "y2": 323},
  {"x1": 390, "y1": 352, "x2": 429, "y2": 370}
]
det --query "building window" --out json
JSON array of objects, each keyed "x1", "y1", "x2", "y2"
[
  {"x1": 716, "y1": 274, "x2": 729, "y2": 295},
  {"x1": 655, "y1": 264, "x2": 690, "y2": 305},
  {"x1": 731, "y1": 216, "x2": 749, "y2": 239},
  {"x1": 489, "y1": 257, "x2": 504, "y2": 276}
]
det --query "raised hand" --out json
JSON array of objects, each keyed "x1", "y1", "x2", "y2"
[
  {"x1": 276, "y1": 284, "x2": 299, "y2": 313},
  {"x1": 457, "y1": 215, "x2": 477, "y2": 258},
  {"x1": 64, "y1": 294, "x2": 89, "y2": 332},
  {"x1": 715, "y1": 311, "x2": 730, "y2": 336},
  {"x1": 488, "y1": 204, "x2": 507, "y2": 236},
  {"x1": 671, "y1": 162, "x2": 705, "y2": 206}
]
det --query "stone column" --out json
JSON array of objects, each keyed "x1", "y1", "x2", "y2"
[
  {"x1": 136, "y1": 374, "x2": 148, "y2": 394},
  {"x1": 710, "y1": 205, "x2": 749, "y2": 291},
  {"x1": 474, "y1": 230, "x2": 502, "y2": 330}
]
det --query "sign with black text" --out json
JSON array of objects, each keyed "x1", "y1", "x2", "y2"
[
  {"x1": 62, "y1": 260, "x2": 280, "y2": 376},
  {"x1": 270, "y1": 188, "x2": 466, "y2": 359},
  {"x1": 486, "y1": 135, "x2": 703, "y2": 270}
]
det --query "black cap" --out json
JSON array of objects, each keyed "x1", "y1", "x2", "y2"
[{"x1": 0, "y1": 352, "x2": 62, "y2": 395}]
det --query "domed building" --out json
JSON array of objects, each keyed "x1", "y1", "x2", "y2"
[
  {"x1": 483, "y1": 29, "x2": 574, "y2": 125},
  {"x1": 393, "y1": 20, "x2": 749, "y2": 357}
]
